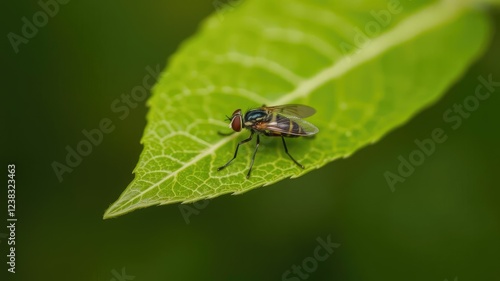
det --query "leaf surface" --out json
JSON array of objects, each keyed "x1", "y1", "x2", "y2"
[{"x1": 104, "y1": 0, "x2": 492, "y2": 218}]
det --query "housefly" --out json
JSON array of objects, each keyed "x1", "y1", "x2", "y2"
[{"x1": 218, "y1": 104, "x2": 319, "y2": 178}]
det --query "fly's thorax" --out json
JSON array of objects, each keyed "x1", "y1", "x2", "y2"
[{"x1": 244, "y1": 109, "x2": 268, "y2": 123}]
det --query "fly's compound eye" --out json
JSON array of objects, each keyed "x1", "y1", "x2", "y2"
[
  {"x1": 229, "y1": 109, "x2": 242, "y2": 132},
  {"x1": 231, "y1": 109, "x2": 241, "y2": 116}
]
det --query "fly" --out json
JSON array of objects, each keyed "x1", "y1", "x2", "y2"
[{"x1": 217, "y1": 104, "x2": 319, "y2": 179}]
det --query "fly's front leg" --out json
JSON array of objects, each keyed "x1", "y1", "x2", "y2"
[
  {"x1": 246, "y1": 134, "x2": 260, "y2": 179},
  {"x1": 218, "y1": 131, "x2": 254, "y2": 171},
  {"x1": 217, "y1": 131, "x2": 235, "y2": 136},
  {"x1": 281, "y1": 136, "x2": 305, "y2": 169}
]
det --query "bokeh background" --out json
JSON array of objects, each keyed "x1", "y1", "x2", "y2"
[{"x1": 2, "y1": 1, "x2": 500, "y2": 280}]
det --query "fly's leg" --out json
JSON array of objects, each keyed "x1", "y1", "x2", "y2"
[
  {"x1": 218, "y1": 131, "x2": 254, "y2": 171},
  {"x1": 246, "y1": 134, "x2": 260, "y2": 179},
  {"x1": 217, "y1": 131, "x2": 234, "y2": 136},
  {"x1": 281, "y1": 136, "x2": 304, "y2": 169}
]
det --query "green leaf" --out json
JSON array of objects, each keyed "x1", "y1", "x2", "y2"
[{"x1": 104, "y1": 0, "x2": 493, "y2": 219}]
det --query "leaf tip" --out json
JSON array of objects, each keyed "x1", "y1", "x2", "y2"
[{"x1": 102, "y1": 202, "x2": 125, "y2": 220}]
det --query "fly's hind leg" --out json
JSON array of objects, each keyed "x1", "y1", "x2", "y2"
[{"x1": 281, "y1": 136, "x2": 305, "y2": 169}]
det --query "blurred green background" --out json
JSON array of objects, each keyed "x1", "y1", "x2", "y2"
[{"x1": 2, "y1": 1, "x2": 500, "y2": 280}]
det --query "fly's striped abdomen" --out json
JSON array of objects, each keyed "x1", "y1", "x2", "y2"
[
  {"x1": 272, "y1": 114, "x2": 301, "y2": 137},
  {"x1": 289, "y1": 118, "x2": 303, "y2": 135}
]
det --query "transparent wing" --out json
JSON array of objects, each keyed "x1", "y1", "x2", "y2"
[
  {"x1": 263, "y1": 104, "x2": 316, "y2": 118},
  {"x1": 261, "y1": 115, "x2": 319, "y2": 136}
]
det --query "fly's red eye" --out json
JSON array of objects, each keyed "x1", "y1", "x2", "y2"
[
  {"x1": 227, "y1": 109, "x2": 242, "y2": 132},
  {"x1": 230, "y1": 115, "x2": 242, "y2": 132}
]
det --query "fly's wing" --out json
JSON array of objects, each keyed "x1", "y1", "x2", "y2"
[
  {"x1": 263, "y1": 104, "x2": 316, "y2": 118},
  {"x1": 262, "y1": 115, "x2": 319, "y2": 136}
]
